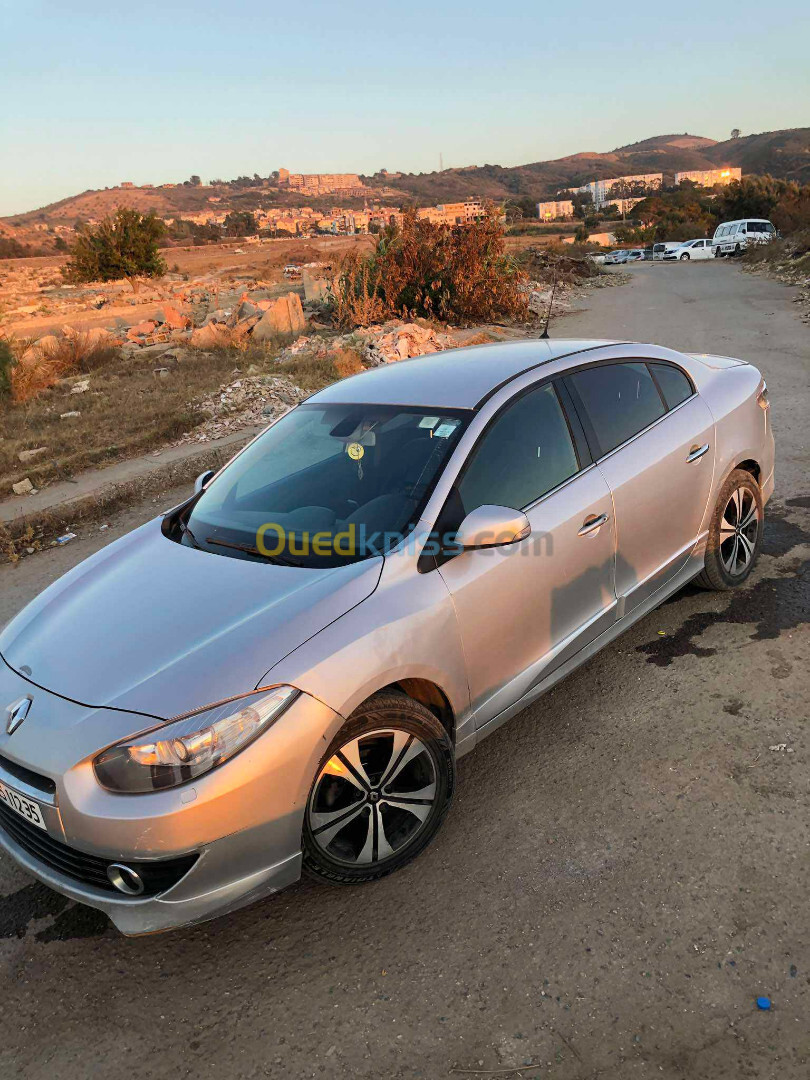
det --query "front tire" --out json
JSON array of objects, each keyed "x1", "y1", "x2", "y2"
[
  {"x1": 680, "y1": 253, "x2": 690, "y2": 260},
  {"x1": 696, "y1": 469, "x2": 763, "y2": 591},
  {"x1": 302, "y1": 693, "x2": 455, "y2": 885},
  {"x1": 734, "y1": 243, "x2": 742, "y2": 256}
]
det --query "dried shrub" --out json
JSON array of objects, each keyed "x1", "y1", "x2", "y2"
[
  {"x1": 331, "y1": 209, "x2": 528, "y2": 329},
  {"x1": 9, "y1": 330, "x2": 118, "y2": 402},
  {"x1": 0, "y1": 337, "x2": 15, "y2": 398}
]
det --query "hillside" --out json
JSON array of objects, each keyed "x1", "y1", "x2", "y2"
[
  {"x1": 367, "y1": 128, "x2": 810, "y2": 204},
  {"x1": 2, "y1": 127, "x2": 807, "y2": 256}
]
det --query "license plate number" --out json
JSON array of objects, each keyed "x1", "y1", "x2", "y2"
[{"x1": 0, "y1": 780, "x2": 47, "y2": 831}]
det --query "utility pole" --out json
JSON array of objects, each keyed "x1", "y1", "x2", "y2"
[{"x1": 439, "y1": 152, "x2": 444, "y2": 172}]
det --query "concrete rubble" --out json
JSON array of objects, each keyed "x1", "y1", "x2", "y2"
[{"x1": 177, "y1": 373, "x2": 307, "y2": 444}]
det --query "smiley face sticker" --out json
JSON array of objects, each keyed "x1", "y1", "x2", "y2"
[{"x1": 347, "y1": 442, "x2": 365, "y2": 461}]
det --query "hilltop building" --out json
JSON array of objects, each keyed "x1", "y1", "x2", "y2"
[
  {"x1": 574, "y1": 173, "x2": 663, "y2": 209},
  {"x1": 674, "y1": 167, "x2": 742, "y2": 187},
  {"x1": 278, "y1": 169, "x2": 363, "y2": 196}
]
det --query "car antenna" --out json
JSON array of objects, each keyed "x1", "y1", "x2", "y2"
[{"x1": 540, "y1": 270, "x2": 557, "y2": 339}]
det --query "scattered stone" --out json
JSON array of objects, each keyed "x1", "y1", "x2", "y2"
[
  {"x1": 60, "y1": 411, "x2": 81, "y2": 419},
  {"x1": 152, "y1": 367, "x2": 171, "y2": 379},
  {"x1": 127, "y1": 320, "x2": 158, "y2": 340},
  {"x1": 70, "y1": 378, "x2": 90, "y2": 394},
  {"x1": 12, "y1": 478, "x2": 35, "y2": 496},
  {"x1": 18, "y1": 447, "x2": 48, "y2": 464},
  {"x1": 190, "y1": 322, "x2": 233, "y2": 348},
  {"x1": 161, "y1": 304, "x2": 191, "y2": 330},
  {"x1": 252, "y1": 293, "x2": 307, "y2": 340}
]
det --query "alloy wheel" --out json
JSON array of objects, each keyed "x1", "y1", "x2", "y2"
[
  {"x1": 307, "y1": 729, "x2": 438, "y2": 866},
  {"x1": 719, "y1": 486, "x2": 760, "y2": 575}
]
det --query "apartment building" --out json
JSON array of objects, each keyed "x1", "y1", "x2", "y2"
[
  {"x1": 575, "y1": 173, "x2": 663, "y2": 208},
  {"x1": 674, "y1": 167, "x2": 742, "y2": 187},
  {"x1": 278, "y1": 169, "x2": 363, "y2": 196},
  {"x1": 417, "y1": 199, "x2": 485, "y2": 226},
  {"x1": 537, "y1": 200, "x2": 574, "y2": 221}
]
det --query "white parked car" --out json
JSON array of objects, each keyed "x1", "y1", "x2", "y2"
[
  {"x1": 712, "y1": 219, "x2": 776, "y2": 257},
  {"x1": 585, "y1": 252, "x2": 606, "y2": 265},
  {"x1": 652, "y1": 242, "x2": 682, "y2": 261},
  {"x1": 663, "y1": 239, "x2": 713, "y2": 261}
]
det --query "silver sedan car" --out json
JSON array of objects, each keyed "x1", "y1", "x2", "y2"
[{"x1": 0, "y1": 339, "x2": 774, "y2": 933}]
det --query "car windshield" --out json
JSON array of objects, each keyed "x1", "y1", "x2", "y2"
[{"x1": 182, "y1": 402, "x2": 470, "y2": 567}]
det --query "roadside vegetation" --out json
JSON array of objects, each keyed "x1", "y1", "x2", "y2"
[{"x1": 331, "y1": 209, "x2": 529, "y2": 328}]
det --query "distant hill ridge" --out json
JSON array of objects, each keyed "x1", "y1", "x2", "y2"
[{"x1": 2, "y1": 127, "x2": 808, "y2": 245}]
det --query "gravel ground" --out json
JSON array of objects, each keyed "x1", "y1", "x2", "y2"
[{"x1": 0, "y1": 260, "x2": 807, "y2": 1080}]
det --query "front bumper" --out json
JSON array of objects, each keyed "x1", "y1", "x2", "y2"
[{"x1": 0, "y1": 663, "x2": 344, "y2": 933}]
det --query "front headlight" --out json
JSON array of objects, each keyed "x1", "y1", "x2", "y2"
[{"x1": 94, "y1": 685, "x2": 300, "y2": 793}]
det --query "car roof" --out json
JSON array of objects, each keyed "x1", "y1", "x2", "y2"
[{"x1": 308, "y1": 339, "x2": 619, "y2": 409}]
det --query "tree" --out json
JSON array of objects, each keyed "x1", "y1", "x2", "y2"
[
  {"x1": 64, "y1": 207, "x2": 167, "y2": 293},
  {"x1": 223, "y1": 210, "x2": 258, "y2": 237},
  {"x1": 731, "y1": 128, "x2": 741, "y2": 139},
  {"x1": 574, "y1": 224, "x2": 589, "y2": 244},
  {"x1": 713, "y1": 175, "x2": 792, "y2": 222},
  {"x1": 54, "y1": 236, "x2": 69, "y2": 252}
]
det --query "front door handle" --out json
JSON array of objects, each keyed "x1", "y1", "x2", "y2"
[
  {"x1": 686, "y1": 443, "x2": 710, "y2": 463},
  {"x1": 578, "y1": 513, "x2": 609, "y2": 537}
]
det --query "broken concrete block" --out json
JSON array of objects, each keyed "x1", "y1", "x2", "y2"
[
  {"x1": 127, "y1": 320, "x2": 157, "y2": 340},
  {"x1": 152, "y1": 367, "x2": 171, "y2": 379},
  {"x1": 252, "y1": 293, "x2": 307, "y2": 341},
  {"x1": 302, "y1": 270, "x2": 331, "y2": 303},
  {"x1": 12, "y1": 478, "x2": 35, "y2": 496},
  {"x1": 190, "y1": 322, "x2": 232, "y2": 348},
  {"x1": 70, "y1": 378, "x2": 90, "y2": 394},
  {"x1": 18, "y1": 447, "x2": 48, "y2": 464},
  {"x1": 60, "y1": 411, "x2": 81, "y2": 419},
  {"x1": 161, "y1": 304, "x2": 191, "y2": 330}
]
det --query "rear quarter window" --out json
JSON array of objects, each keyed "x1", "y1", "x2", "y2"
[{"x1": 648, "y1": 363, "x2": 693, "y2": 410}]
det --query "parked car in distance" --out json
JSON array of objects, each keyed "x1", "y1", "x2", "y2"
[
  {"x1": 0, "y1": 339, "x2": 774, "y2": 934},
  {"x1": 605, "y1": 249, "x2": 644, "y2": 264},
  {"x1": 585, "y1": 252, "x2": 606, "y2": 265},
  {"x1": 652, "y1": 242, "x2": 683, "y2": 261},
  {"x1": 712, "y1": 219, "x2": 776, "y2": 257},
  {"x1": 663, "y1": 239, "x2": 713, "y2": 261}
]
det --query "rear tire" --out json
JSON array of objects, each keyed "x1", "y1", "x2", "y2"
[
  {"x1": 696, "y1": 469, "x2": 763, "y2": 591},
  {"x1": 302, "y1": 693, "x2": 455, "y2": 885}
]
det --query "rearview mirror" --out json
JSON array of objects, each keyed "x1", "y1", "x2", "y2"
[
  {"x1": 194, "y1": 469, "x2": 215, "y2": 494},
  {"x1": 455, "y1": 505, "x2": 531, "y2": 550}
]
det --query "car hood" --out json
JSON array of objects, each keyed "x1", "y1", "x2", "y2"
[{"x1": 0, "y1": 518, "x2": 382, "y2": 720}]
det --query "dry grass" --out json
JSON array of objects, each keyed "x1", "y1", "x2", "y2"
[
  {"x1": 0, "y1": 335, "x2": 351, "y2": 496},
  {"x1": 1, "y1": 347, "x2": 252, "y2": 493}
]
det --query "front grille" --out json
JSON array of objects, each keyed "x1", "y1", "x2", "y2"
[
  {"x1": 0, "y1": 753, "x2": 56, "y2": 795},
  {"x1": 0, "y1": 800, "x2": 197, "y2": 896}
]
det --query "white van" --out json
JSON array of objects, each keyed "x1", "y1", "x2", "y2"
[{"x1": 712, "y1": 219, "x2": 776, "y2": 257}]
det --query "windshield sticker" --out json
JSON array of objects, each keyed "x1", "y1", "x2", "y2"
[
  {"x1": 433, "y1": 421, "x2": 460, "y2": 439},
  {"x1": 419, "y1": 416, "x2": 440, "y2": 429}
]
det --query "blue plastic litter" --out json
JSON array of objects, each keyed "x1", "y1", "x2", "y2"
[{"x1": 756, "y1": 997, "x2": 771, "y2": 1011}]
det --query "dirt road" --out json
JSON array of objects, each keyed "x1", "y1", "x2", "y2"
[{"x1": 1, "y1": 261, "x2": 808, "y2": 1080}]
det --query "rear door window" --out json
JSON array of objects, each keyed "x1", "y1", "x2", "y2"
[{"x1": 566, "y1": 363, "x2": 666, "y2": 458}]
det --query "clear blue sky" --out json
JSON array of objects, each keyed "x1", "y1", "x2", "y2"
[{"x1": 1, "y1": 0, "x2": 808, "y2": 216}]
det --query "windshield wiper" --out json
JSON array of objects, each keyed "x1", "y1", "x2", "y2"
[
  {"x1": 178, "y1": 516, "x2": 202, "y2": 550},
  {"x1": 204, "y1": 536, "x2": 303, "y2": 567}
]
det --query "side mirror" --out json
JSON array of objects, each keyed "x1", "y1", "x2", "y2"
[
  {"x1": 455, "y1": 504, "x2": 531, "y2": 551},
  {"x1": 194, "y1": 469, "x2": 215, "y2": 494}
]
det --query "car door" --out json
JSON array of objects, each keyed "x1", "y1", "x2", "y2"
[
  {"x1": 564, "y1": 360, "x2": 715, "y2": 616},
  {"x1": 436, "y1": 379, "x2": 616, "y2": 728},
  {"x1": 693, "y1": 240, "x2": 709, "y2": 260}
]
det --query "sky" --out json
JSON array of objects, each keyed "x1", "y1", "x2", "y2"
[{"x1": 1, "y1": 0, "x2": 808, "y2": 216}]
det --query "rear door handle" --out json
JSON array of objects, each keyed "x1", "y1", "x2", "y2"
[
  {"x1": 578, "y1": 513, "x2": 609, "y2": 537},
  {"x1": 686, "y1": 443, "x2": 710, "y2": 463}
]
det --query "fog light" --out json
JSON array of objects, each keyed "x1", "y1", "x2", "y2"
[{"x1": 107, "y1": 863, "x2": 145, "y2": 895}]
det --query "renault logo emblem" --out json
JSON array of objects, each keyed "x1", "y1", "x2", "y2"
[{"x1": 5, "y1": 697, "x2": 32, "y2": 735}]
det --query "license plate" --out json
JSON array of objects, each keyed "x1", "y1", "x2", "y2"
[{"x1": 0, "y1": 780, "x2": 47, "y2": 831}]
